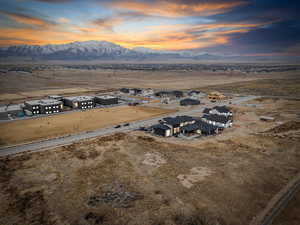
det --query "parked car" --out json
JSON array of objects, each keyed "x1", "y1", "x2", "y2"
[{"x1": 114, "y1": 125, "x2": 121, "y2": 128}]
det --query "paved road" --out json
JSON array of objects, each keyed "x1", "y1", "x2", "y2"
[
  {"x1": 250, "y1": 173, "x2": 300, "y2": 225},
  {"x1": 0, "y1": 96, "x2": 258, "y2": 157}
]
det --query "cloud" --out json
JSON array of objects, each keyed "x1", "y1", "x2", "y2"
[
  {"x1": 92, "y1": 17, "x2": 123, "y2": 31},
  {"x1": 32, "y1": 0, "x2": 72, "y2": 3},
  {"x1": 0, "y1": 10, "x2": 55, "y2": 28},
  {"x1": 58, "y1": 17, "x2": 70, "y2": 24},
  {"x1": 108, "y1": 0, "x2": 247, "y2": 17}
]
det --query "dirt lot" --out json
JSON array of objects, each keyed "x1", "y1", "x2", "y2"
[
  {"x1": 0, "y1": 105, "x2": 174, "y2": 147},
  {"x1": 0, "y1": 98, "x2": 299, "y2": 225}
]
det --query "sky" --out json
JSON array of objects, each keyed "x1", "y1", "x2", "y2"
[{"x1": 0, "y1": 0, "x2": 299, "y2": 56}]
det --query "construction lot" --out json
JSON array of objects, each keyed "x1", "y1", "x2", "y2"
[
  {"x1": 0, "y1": 105, "x2": 174, "y2": 147},
  {"x1": 0, "y1": 97, "x2": 299, "y2": 225}
]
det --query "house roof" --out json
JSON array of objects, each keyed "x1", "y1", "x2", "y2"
[
  {"x1": 203, "y1": 108, "x2": 211, "y2": 114},
  {"x1": 182, "y1": 120, "x2": 218, "y2": 133},
  {"x1": 202, "y1": 114, "x2": 230, "y2": 123},
  {"x1": 213, "y1": 105, "x2": 231, "y2": 113},
  {"x1": 63, "y1": 96, "x2": 94, "y2": 102},
  {"x1": 25, "y1": 99, "x2": 62, "y2": 106},
  {"x1": 182, "y1": 123, "x2": 200, "y2": 132},
  {"x1": 180, "y1": 98, "x2": 200, "y2": 106},
  {"x1": 155, "y1": 90, "x2": 183, "y2": 97},
  {"x1": 188, "y1": 90, "x2": 200, "y2": 95},
  {"x1": 195, "y1": 120, "x2": 218, "y2": 132},
  {"x1": 95, "y1": 95, "x2": 117, "y2": 99},
  {"x1": 151, "y1": 124, "x2": 170, "y2": 130},
  {"x1": 163, "y1": 115, "x2": 195, "y2": 125}
]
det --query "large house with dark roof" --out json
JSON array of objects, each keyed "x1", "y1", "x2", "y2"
[
  {"x1": 162, "y1": 116, "x2": 195, "y2": 134},
  {"x1": 203, "y1": 105, "x2": 232, "y2": 117},
  {"x1": 181, "y1": 120, "x2": 219, "y2": 135},
  {"x1": 155, "y1": 90, "x2": 184, "y2": 98},
  {"x1": 180, "y1": 98, "x2": 200, "y2": 106},
  {"x1": 150, "y1": 124, "x2": 172, "y2": 137},
  {"x1": 202, "y1": 114, "x2": 232, "y2": 128}
]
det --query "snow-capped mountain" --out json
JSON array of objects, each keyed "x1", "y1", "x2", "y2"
[
  {"x1": 0, "y1": 40, "x2": 246, "y2": 61},
  {"x1": 0, "y1": 41, "x2": 140, "y2": 59},
  {"x1": 0, "y1": 40, "x2": 297, "y2": 62}
]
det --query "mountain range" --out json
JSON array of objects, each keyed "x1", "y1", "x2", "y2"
[{"x1": 0, "y1": 40, "x2": 297, "y2": 62}]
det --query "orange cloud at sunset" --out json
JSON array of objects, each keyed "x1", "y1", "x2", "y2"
[
  {"x1": 0, "y1": 18, "x2": 262, "y2": 51},
  {"x1": 0, "y1": 11, "x2": 54, "y2": 28},
  {"x1": 109, "y1": 0, "x2": 247, "y2": 17}
]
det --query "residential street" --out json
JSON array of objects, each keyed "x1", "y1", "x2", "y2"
[{"x1": 0, "y1": 96, "x2": 258, "y2": 157}]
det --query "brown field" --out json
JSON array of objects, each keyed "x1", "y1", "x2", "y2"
[
  {"x1": 1, "y1": 68, "x2": 294, "y2": 104},
  {"x1": 273, "y1": 191, "x2": 300, "y2": 225},
  {"x1": 0, "y1": 97, "x2": 299, "y2": 225},
  {"x1": 199, "y1": 77, "x2": 300, "y2": 97},
  {"x1": 0, "y1": 105, "x2": 174, "y2": 147}
]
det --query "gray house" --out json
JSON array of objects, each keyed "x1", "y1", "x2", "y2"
[
  {"x1": 202, "y1": 114, "x2": 232, "y2": 128},
  {"x1": 24, "y1": 99, "x2": 63, "y2": 115},
  {"x1": 162, "y1": 116, "x2": 196, "y2": 135},
  {"x1": 95, "y1": 95, "x2": 118, "y2": 105},
  {"x1": 63, "y1": 96, "x2": 94, "y2": 109},
  {"x1": 180, "y1": 98, "x2": 200, "y2": 106},
  {"x1": 150, "y1": 124, "x2": 172, "y2": 137}
]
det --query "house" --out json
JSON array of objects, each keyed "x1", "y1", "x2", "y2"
[
  {"x1": 0, "y1": 104, "x2": 24, "y2": 119},
  {"x1": 195, "y1": 120, "x2": 219, "y2": 135},
  {"x1": 24, "y1": 99, "x2": 63, "y2": 115},
  {"x1": 94, "y1": 95, "x2": 118, "y2": 105},
  {"x1": 172, "y1": 90, "x2": 184, "y2": 98},
  {"x1": 150, "y1": 124, "x2": 172, "y2": 137},
  {"x1": 120, "y1": 88, "x2": 130, "y2": 94},
  {"x1": 188, "y1": 90, "x2": 206, "y2": 98},
  {"x1": 211, "y1": 106, "x2": 232, "y2": 117},
  {"x1": 120, "y1": 88, "x2": 143, "y2": 95},
  {"x1": 142, "y1": 88, "x2": 154, "y2": 96},
  {"x1": 180, "y1": 98, "x2": 200, "y2": 106},
  {"x1": 155, "y1": 90, "x2": 184, "y2": 98},
  {"x1": 208, "y1": 91, "x2": 226, "y2": 101},
  {"x1": 181, "y1": 123, "x2": 202, "y2": 135},
  {"x1": 63, "y1": 96, "x2": 94, "y2": 109},
  {"x1": 155, "y1": 91, "x2": 172, "y2": 98},
  {"x1": 162, "y1": 116, "x2": 195, "y2": 134},
  {"x1": 48, "y1": 95, "x2": 63, "y2": 101},
  {"x1": 188, "y1": 90, "x2": 200, "y2": 96},
  {"x1": 202, "y1": 114, "x2": 232, "y2": 128},
  {"x1": 207, "y1": 105, "x2": 233, "y2": 117},
  {"x1": 181, "y1": 120, "x2": 219, "y2": 136},
  {"x1": 203, "y1": 108, "x2": 211, "y2": 114},
  {"x1": 130, "y1": 88, "x2": 143, "y2": 95}
]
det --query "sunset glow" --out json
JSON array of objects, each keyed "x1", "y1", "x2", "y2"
[{"x1": 0, "y1": 0, "x2": 299, "y2": 55}]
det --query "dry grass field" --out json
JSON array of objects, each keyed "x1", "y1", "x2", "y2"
[
  {"x1": 273, "y1": 191, "x2": 300, "y2": 225},
  {"x1": 0, "y1": 68, "x2": 292, "y2": 104},
  {"x1": 0, "y1": 97, "x2": 299, "y2": 225},
  {"x1": 0, "y1": 105, "x2": 174, "y2": 147},
  {"x1": 200, "y1": 77, "x2": 300, "y2": 97}
]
